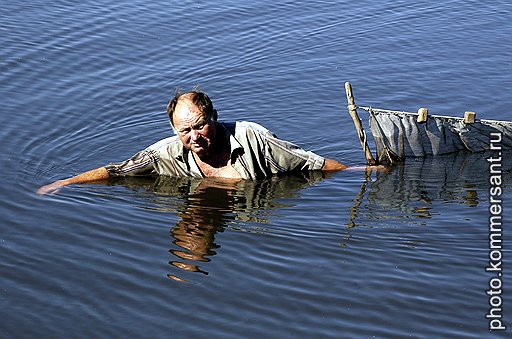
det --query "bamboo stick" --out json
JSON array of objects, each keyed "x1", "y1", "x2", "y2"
[{"x1": 345, "y1": 82, "x2": 377, "y2": 165}]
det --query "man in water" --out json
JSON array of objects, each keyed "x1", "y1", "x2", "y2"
[{"x1": 37, "y1": 90, "x2": 354, "y2": 195}]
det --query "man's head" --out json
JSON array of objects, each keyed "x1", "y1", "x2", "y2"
[{"x1": 166, "y1": 91, "x2": 218, "y2": 157}]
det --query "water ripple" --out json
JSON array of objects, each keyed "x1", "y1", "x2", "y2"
[{"x1": 2, "y1": 1, "x2": 512, "y2": 338}]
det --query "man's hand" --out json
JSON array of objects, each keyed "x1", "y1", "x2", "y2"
[
  {"x1": 347, "y1": 165, "x2": 388, "y2": 172},
  {"x1": 37, "y1": 180, "x2": 67, "y2": 195}
]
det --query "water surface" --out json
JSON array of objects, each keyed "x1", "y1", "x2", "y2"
[{"x1": 1, "y1": 0, "x2": 511, "y2": 337}]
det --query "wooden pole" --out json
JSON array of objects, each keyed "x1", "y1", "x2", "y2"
[{"x1": 345, "y1": 82, "x2": 377, "y2": 165}]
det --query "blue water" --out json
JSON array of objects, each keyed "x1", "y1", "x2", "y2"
[{"x1": 1, "y1": 0, "x2": 511, "y2": 337}]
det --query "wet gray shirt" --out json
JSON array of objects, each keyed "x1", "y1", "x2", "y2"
[{"x1": 105, "y1": 121, "x2": 325, "y2": 180}]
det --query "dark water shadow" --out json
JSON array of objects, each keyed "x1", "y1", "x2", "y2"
[
  {"x1": 108, "y1": 172, "x2": 328, "y2": 282},
  {"x1": 348, "y1": 150, "x2": 512, "y2": 227}
]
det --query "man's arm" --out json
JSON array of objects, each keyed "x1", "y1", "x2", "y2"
[
  {"x1": 37, "y1": 166, "x2": 110, "y2": 195},
  {"x1": 322, "y1": 159, "x2": 387, "y2": 172},
  {"x1": 322, "y1": 159, "x2": 349, "y2": 171}
]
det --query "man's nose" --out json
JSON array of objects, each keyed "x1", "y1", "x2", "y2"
[{"x1": 191, "y1": 129, "x2": 201, "y2": 141}]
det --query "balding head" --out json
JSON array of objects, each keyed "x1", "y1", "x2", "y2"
[{"x1": 167, "y1": 91, "x2": 217, "y2": 126}]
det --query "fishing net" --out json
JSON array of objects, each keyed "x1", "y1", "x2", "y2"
[{"x1": 360, "y1": 107, "x2": 512, "y2": 165}]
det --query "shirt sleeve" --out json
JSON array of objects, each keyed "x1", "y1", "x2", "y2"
[
  {"x1": 235, "y1": 122, "x2": 324, "y2": 173},
  {"x1": 264, "y1": 133, "x2": 325, "y2": 172},
  {"x1": 105, "y1": 149, "x2": 159, "y2": 177}
]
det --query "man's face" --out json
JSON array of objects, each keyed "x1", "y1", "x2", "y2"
[{"x1": 172, "y1": 100, "x2": 216, "y2": 157}]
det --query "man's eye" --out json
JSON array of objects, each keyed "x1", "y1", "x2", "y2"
[{"x1": 194, "y1": 122, "x2": 206, "y2": 130}]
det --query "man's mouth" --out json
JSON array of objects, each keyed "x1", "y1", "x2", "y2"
[{"x1": 192, "y1": 141, "x2": 208, "y2": 151}]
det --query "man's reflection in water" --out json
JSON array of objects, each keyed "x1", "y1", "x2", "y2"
[
  {"x1": 169, "y1": 179, "x2": 239, "y2": 278},
  {"x1": 109, "y1": 172, "x2": 327, "y2": 282},
  {"x1": 107, "y1": 151, "x2": 512, "y2": 280}
]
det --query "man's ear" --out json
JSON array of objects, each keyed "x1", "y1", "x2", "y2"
[{"x1": 212, "y1": 109, "x2": 218, "y2": 121}]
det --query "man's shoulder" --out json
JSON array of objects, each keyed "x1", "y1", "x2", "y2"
[
  {"x1": 235, "y1": 121, "x2": 270, "y2": 132},
  {"x1": 146, "y1": 135, "x2": 182, "y2": 153},
  {"x1": 230, "y1": 121, "x2": 275, "y2": 137}
]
